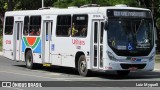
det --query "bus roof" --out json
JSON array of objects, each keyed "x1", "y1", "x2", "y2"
[{"x1": 5, "y1": 6, "x2": 150, "y2": 16}]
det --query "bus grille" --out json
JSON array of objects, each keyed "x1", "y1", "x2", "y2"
[{"x1": 120, "y1": 64, "x2": 146, "y2": 69}]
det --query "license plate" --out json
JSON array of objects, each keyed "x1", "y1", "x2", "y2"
[{"x1": 128, "y1": 67, "x2": 138, "y2": 71}]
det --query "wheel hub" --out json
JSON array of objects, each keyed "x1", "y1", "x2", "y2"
[
  {"x1": 80, "y1": 61, "x2": 86, "y2": 72},
  {"x1": 27, "y1": 56, "x2": 31, "y2": 66}
]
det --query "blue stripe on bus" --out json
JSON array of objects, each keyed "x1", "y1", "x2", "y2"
[
  {"x1": 22, "y1": 39, "x2": 26, "y2": 52},
  {"x1": 33, "y1": 40, "x2": 41, "y2": 53}
]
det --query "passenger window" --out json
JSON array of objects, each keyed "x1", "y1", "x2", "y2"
[
  {"x1": 29, "y1": 16, "x2": 41, "y2": 36},
  {"x1": 72, "y1": 14, "x2": 88, "y2": 37},
  {"x1": 4, "y1": 17, "x2": 14, "y2": 35},
  {"x1": 56, "y1": 15, "x2": 71, "y2": 37},
  {"x1": 101, "y1": 22, "x2": 104, "y2": 44},
  {"x1": 23, "y1": 16, "x2": 29, "y2": 36}
]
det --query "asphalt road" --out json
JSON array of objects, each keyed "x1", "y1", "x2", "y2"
[{"x1": 0, "y1": 55, "x2": 160, "y2": 90}]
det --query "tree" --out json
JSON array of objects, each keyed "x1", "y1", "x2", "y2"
[
  {"x1": 0, "y1": 0, "x2": 56, "y2": 27},
  {"x1": 0, "y1": 0, "x2": 7, "y2": 27},
  {"x1": 8, "y1": 0, "x2": 13, "y2": 11},
  {"x1": 53, "y1": 0, "x2": 137, "y2": 8}
]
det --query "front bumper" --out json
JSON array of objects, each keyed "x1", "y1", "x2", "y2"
[{"x1": 105, "y1": 60, "x2": 154, "y2": 71}]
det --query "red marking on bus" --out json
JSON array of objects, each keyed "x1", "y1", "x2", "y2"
[
  {"x1": 72, "y1": 39, "x2": 85, "y2": 45},
  {"x1": 131, "y1": 58, "x2": 137, "y2": 61},
  {"x1": 26, "y1": 37, "x2": 36, "y2": 46},
  {"x1": 105, "y1": 66, "x2": 112, "y2": 70},
  {"x1": 6, "y1": 40, "x2": 11, "y2": 44}
]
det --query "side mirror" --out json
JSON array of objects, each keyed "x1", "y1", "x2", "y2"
[{"x1": 104, "y1": 21, "x2": 108, "y2": 30}]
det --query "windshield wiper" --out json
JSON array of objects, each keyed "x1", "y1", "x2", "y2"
[{"x1": 136, "y1": 19, "x2": 144, "y2": 34}]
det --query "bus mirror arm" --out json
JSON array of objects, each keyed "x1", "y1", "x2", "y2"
[
  {"x1": 155, "y1": 27, "x2": 158, "y2": 46},
  {"x1": 104, "y1": 21, "x2": 108, "y2": 31}
]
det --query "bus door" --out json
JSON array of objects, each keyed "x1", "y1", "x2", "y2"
[
  {"x1": 14, "y1": 21, "x2": 23, "y2": 60},
  {"x1": 42, "y1": 20, "x2": 53, "y2": 64},
  {"x1": 92, "y1": 20, "x2": 104, "y2": 69}
]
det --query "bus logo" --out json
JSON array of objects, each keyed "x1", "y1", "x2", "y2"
[
  {"x1": 72, "y1": 39, "x2": 85, "y2": 45},
  {"x1": 6, "y1": 40, "x2": 11, "y2": 44},
  {"x1": 131, "y1": 57, "x2": 141, "y2": 62}
]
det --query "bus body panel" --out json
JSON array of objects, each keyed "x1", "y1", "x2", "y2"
[{"x1": 3, "y1": 35, "x2": 14, "y2": 60}]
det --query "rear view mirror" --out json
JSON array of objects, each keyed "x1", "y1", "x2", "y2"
[{"x1": 104, "y1": 21, "x2": 108, "y2": 30}]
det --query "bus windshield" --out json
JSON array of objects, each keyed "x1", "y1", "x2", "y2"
[{"x1": 107, "y1": 18, "x2": 154, "y2": 56}]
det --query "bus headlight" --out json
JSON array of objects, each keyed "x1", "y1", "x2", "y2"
[{"x1": 107, "y1": 51, "x2": 117, "y2": 61}]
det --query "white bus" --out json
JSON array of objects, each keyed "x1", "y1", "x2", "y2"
[{"x1": 3, "y1": 4, "x2": 156, "y2": 76}]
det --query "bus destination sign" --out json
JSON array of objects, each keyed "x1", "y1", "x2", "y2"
[{"x1": 107, "y1": 9, "x2": 152, "y2": 18}]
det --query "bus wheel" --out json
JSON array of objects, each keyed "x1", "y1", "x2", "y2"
[
  {"x1": 25, "y1": 50, "x2": 35, "y2": 69},
  {"x1": 116, "y1": 70, "x2": 130, "y2": 76},
  {"x1": 78, "y1": 55, "x2": 90, "y2": 77}
]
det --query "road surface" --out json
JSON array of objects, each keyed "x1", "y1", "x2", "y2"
[{"x1": 0, "y1": 55, "x2": 160, "y2": 90}]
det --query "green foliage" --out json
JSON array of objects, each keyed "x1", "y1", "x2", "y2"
[
  {"x1": 106, "y1": 0, "x2": 137, "y2": 6},
  {"x1": 53, "y1": 0, "x2": 86, "y2": 8},
  {"x1": 14, "y1": 0, "x2": 42, "y2": 10},
  {"x1": 0, "y1": 0, "x2": 6, "y2": 12},
  {"x1": 3, "y1": 3, "x2": 8, "y2": 10},
  {"x1": 0, "y1": 36, "x2": 2, "y2": 51},
  {"x1": 53, "y1": 0, "x2": 137, "y2": 8}
]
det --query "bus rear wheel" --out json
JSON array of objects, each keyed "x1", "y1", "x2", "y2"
[
  {"x1": 116, "y1": 70, "x2": 130, "y2": 76},
  {"x1": 25, "y1": 50, "x2": 36, "y2": 69},
  {"x1": 78, "y1": 55, "x2": 90, "y2": 77}
]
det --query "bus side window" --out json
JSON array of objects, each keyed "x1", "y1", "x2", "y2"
[
  {"x1": 29, "y1": 16, "x2": 41, "y2": 36},
  {"x1": 56, "y1": 15, "x2": 71, "y2": 37},
  {"x1": 23, "y1": 16, "x2": 29, "y2": 36},
  {"x1": 80, "y1": 26, "x2": 87, "y2": 36},
  {"x1": 4, "y1": 17, "x2": 14, "y2": 35},
  {"x1": 72, "y1": 14, "x2": 88, "y2": 37}
]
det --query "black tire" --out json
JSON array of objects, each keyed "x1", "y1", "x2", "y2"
[
  {"x1": 25, "y1": 50, "x2": 36, "y2": 69},
  {"x1": 78, "y1": 55, "x2": 90, "y2": 77},
  {"x1": 116, "y1": 70, "x2": 130, "y2": 76}
]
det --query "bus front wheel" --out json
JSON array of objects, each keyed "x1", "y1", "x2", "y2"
[
  {"x1": 78, "y1": 55, "x2": 90, "y2": 77},
  {"x1": 116, "y1": 70, "x2": 130, "y2": 76},
  {"x1": 25, "y1": 50, "x2": 35, "y2": 69}
]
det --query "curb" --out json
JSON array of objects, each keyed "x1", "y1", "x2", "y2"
[
  {"x1": 154, "y1": 68, "x2": 160, "y2": 71},
  {"x1": 154, "y1": 63, "x2": 160, "y2": 71}
]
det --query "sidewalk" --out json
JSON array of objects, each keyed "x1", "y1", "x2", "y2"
[
  {"x1": 154, "y1": 62, "x2": 160, "y2": 71},
  {"x1": 155, "y1": 54, "x2": 160, "y2": 70}
]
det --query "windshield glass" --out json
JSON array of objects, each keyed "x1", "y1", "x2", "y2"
[{"x1": 108, "y1": 18, "x2": 154, "y2": 56}]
